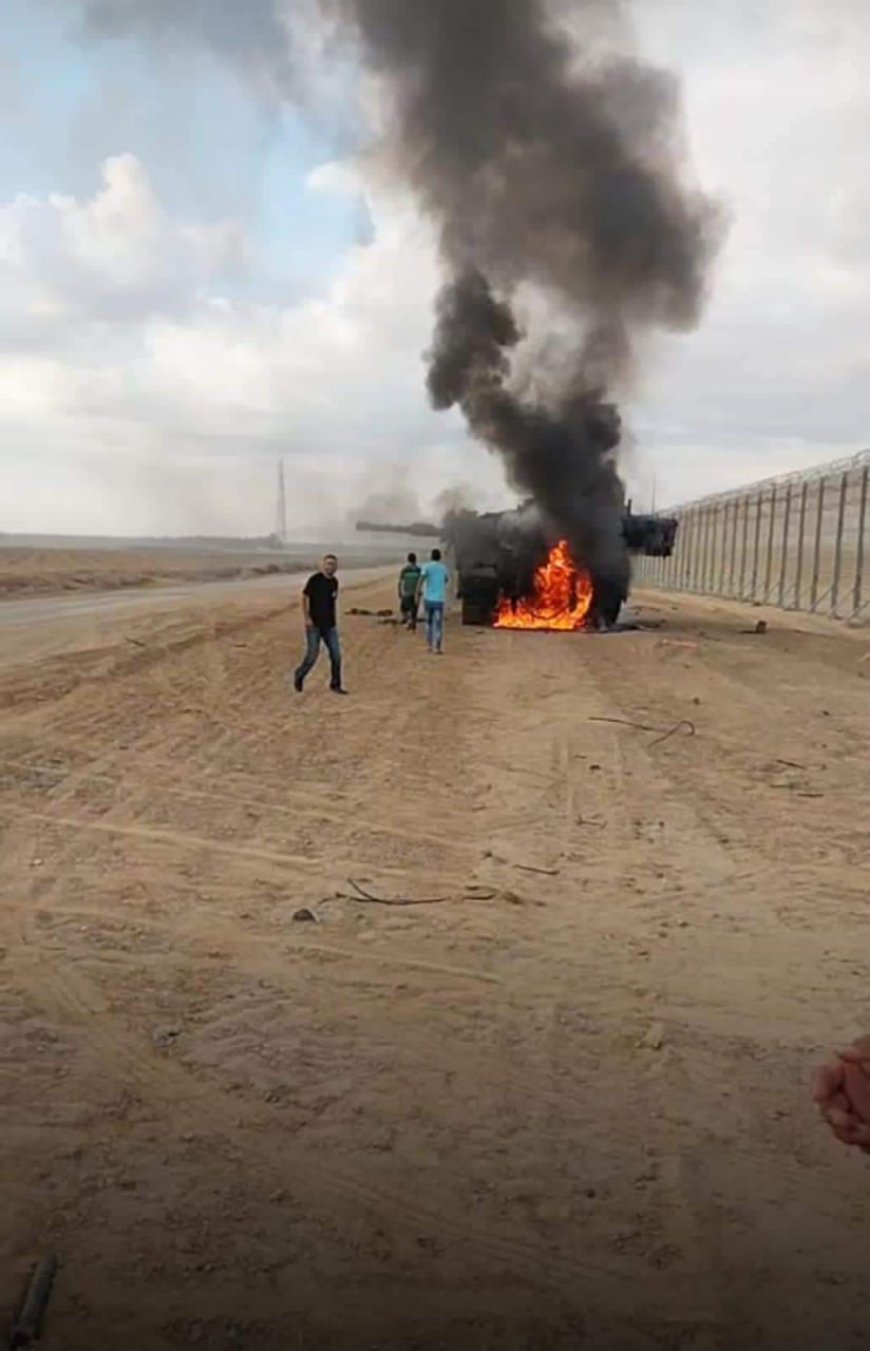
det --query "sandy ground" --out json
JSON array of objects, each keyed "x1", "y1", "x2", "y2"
[
  {"x1": 0, "y1": 547, "x2": 318, "y2": 599},
  {"x1": 0, "y1": 575, "x2": 868, "y2": 1350}
]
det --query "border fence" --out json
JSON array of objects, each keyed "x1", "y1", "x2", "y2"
[{"x1": 633, "y1": 450, "x2": 870, "y2": 622}]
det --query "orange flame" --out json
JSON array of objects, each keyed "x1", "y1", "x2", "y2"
[{"x1": 494, "y1": 540, "x2": 594, "y2": 631}]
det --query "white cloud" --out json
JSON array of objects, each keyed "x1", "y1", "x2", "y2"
[
  {"x1": 2, "y1": 2, "x2": 870, "y2": 533},
  {"x1": 0, "y1": 151, "x2": 509, "y2": 535},
  {"x1": 622, "y1": 0, "x2": 870, "y2": 505},
  {"x1": 0, "y1": 153, "x2": 247, "y2": 338}
]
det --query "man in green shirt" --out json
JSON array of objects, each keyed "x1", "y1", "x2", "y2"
[{"x1": 398, "y1": 552, "x2": 422, "y2": 630}]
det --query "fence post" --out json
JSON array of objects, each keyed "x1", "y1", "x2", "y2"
[
  {"x1": 718, "y1": 502, "x2": 729, "y2": 591},
  {"x1": 794, "y1": 480, "x2": 808, "y2": 610},
  {"x1": 751, "y1": 490, "x2": 764, "y2": 601},
  {"x1": 716, "y1": 503, "x2": 728, "y2": 594},
  {"x1": 853, "y1": 465, "x2": 868, "y2": 617},
  {"x1": 778, "y1": 483, "x2": 793, "y2": 607},
  {"x1": 728, "y1": 498, "x2": 740, "y2": 596},
  {"x1": 810, "y1": 476, "x2": 826, "y2": 612},
  {"x1": 683, "y1": 511, "x2": 696, "y2": 590},
  {"x1": 697, "y1": 507, "x2": 707, "y2": 591},
  {"x1": 709, "y1": 504, "x2": 719, "y2": 593},
  {"x1": 830, "y1": 470, "x2": 849, "y2": 617},
  {"x1": 693, "y1": 507, "x2": 705, "y2": 590},
  {"x1": 763, "y1": 486, "x2": 778, "y2": 601},
  {"x1": 688, "y1": 508, "x2": 698, "y2": 590},
  {"x1": 739, "y1": 494, "x2": 750, "y2": 599},
  {"x1": 720, "y1": 500, "x2": 729, "y2": 595},
  {"x1": 710, "y1": 501, "x2": 720, "y2": 593},
  {"x1": 707, "y1": 505, "x2": 718, "y2": 594}
]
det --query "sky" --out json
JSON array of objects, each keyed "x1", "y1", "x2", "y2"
[{"x1": 0, "y1": 0, "x2": 868, "y2": 536}]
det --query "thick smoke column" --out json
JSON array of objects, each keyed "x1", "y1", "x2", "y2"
[
  {"x1": 330, "y1": 0, "x2": 720, "y2": 600},
  {"x1": 425, "y1": 266, "x2": 627, "y2": 598},
  {"x1": 75, "y1": 0, "x2": 720, "y2": 597}
]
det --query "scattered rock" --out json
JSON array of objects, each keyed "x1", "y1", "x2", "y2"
[
  {"x1": 292, "y1": 907, "x2": 319, "y2": 923},
  {"x1": 152, "y1": 1026, "x2": 181, "y2": 1050},
  {"x1": 640, "y1": 1023, "x2": 666, "y2": 1051}
]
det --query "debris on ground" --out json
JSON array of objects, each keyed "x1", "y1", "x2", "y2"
[
  {"x1": 640, "y1": 1023, "x2": 666, "y2": 1051},
  {"x1": 152, "y1": 1026, "x2": 182, "y2": 1050}
]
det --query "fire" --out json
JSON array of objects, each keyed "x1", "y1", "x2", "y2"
[{"x1": 494, "y1": 540, "x2": 594, "y2": 631}]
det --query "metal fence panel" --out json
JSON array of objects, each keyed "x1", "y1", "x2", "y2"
[{"x1": 633, "y1": 450, "x2": 870, "y2": 621}]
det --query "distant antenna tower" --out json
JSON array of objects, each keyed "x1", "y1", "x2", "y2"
[{"x1": 275, "y1": 459, "x2": 288, "y2": 545}]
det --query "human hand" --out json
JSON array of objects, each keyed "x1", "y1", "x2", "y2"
[{"x1": 811, "y1": 1036, "x2": 870, "y2": 1153}]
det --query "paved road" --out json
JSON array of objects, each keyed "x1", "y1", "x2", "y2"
[
  {"x1": 0, "y1": 575, "x2": 287, "y2": 632},
  {"x1": 0, "y1": 567, "x2": 390, "y2": 666}
]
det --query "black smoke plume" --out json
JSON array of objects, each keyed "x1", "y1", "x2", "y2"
[
  {"x1": 330, "y1": 0, "x2": 721, "y2": 598},
  {"x1": 74, "y1": 0, "x2": 721, "y2": 596}
]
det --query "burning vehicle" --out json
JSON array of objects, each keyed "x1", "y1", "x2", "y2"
[
  {"x1": 444, "y1": 505, "x2": 677, "y2": 630},
  {"x1": 358, "y1": 502, "x2": 677, "y2": 630},
  {"x1": 344, "y1": 0, "x2": 714, "y2": 640}
]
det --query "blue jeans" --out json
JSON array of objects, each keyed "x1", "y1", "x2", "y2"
[
  {"x1": 426, "y1": 602, "x2": 445, "y2": 651},
  {"x1": 295, "y1": 626, "x2": 342, "y2": 689}
]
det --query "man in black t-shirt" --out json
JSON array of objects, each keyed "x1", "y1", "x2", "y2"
[{"x1": 293, "y1": 554, "x2": 347, "y2": 694}]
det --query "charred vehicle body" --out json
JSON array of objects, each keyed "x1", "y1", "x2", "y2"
[
  {"x1": 443, "y1": 504, "x2": 677, "y2": 628},
  {"x1": 357, "y1": 504, "x2": 678, "y2": 628}
]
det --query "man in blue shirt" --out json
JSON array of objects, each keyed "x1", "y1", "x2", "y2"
[{"x1": 417, "y1": 548, "x2": 450, "y2": 654}]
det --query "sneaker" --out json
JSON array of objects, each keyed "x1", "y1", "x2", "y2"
[{"x1": 330, "y1": 686, "x2": 349, "y2": 696}]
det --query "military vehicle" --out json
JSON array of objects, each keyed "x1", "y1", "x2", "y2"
[
  {"x1": 355, "y1": 503, "x2": 678, "y2": 628},
  {"x1": 435, "y1": 505, "x2": 675, "y2": 627}
]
